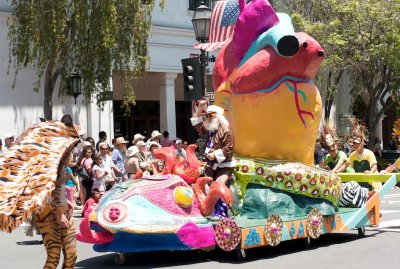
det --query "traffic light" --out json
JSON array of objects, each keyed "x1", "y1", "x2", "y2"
[{"x1": 181, "y1": 57, "x2": 202, "y2": 101}]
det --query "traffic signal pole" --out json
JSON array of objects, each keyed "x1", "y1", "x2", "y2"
[{"x1": 200, "y1": 49, "x2": 207, "y2": 96}]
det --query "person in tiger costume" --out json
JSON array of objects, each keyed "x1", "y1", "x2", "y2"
[
  {"x1": 0, "y1": 115, "x2": 79, "y2": 269},
  {"x1": 34, "y1": 151, "x2": 77, "y2": 269}
]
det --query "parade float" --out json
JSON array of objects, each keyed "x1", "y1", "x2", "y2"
[
  {"x1": 75, "y1": 0, "x2": 398, "y2": 264},
  {"x1": 0, "y1": 0, "x2": 398, "y2": 266}
]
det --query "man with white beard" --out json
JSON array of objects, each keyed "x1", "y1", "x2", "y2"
[{"x1": 191, "y1": 101, "x2": 236, "y2": 219}]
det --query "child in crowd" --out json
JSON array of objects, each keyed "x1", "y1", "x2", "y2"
[
  {"x1": 82, "y1": 188, "x2": 103, "y2": 216},
  {"x1": 65, "y1": 154, "x2": 79, "y2": 209},
  {"x1": 92, "y1": 153, "x2": 108, "y2": 192}
]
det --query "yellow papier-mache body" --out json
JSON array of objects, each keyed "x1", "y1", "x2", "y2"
[{"x1": 215, "y1": 81, "x2": 322, "y2": 165}]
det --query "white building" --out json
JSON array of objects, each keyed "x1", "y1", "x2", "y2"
[
  {"x1": 0, "y1": 0, "x2": 393, "y2": 148},
  {"x1": 0, "y1": 0, "x2": 216, "y2": 145}
]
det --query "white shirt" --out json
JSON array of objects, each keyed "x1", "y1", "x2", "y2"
[
  {"x1": 92, "y1": 164, "x2": 107, "y2": 192},
  {"x1": 101, "y1": 154, "x2": 115, "y2": 175}
]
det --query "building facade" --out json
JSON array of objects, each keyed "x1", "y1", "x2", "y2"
[
  {"x1": 0, "y1": 0, "x2": 394, "y2": 148},
  {"x1": 0, "y1": 0, "x2": 218, "y2": 145}
]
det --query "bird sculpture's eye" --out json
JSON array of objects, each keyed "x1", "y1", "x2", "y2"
[
  {"x1": 173, "y1": 186, "x2": 194, "y2": 208},
  {"x1": 302, "y1": 42, "x2": 308, "y2": 48}
]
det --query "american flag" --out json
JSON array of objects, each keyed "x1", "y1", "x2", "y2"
[{"x1": 195, "y1": 0, "x2": 240, "y2": 51}]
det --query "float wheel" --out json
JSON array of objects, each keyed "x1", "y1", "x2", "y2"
[
  {"x1": 264, "y1": 214, "x2": 283, "y2": 246},
  {"x1": 236, "y1": 249, "x2": 247, "y2": 261},
  {"x1": 114, "y1": 252, "x2": 126, "y2": 265},
  {"x1": 306, "y1": 208, "x2": 323, "y2": 239},
  {"x1": 358, "y1": 227, "x2": 366, "y2": 238},
  {"x1": 215, "y1": 218, "x2": 241, "y2": 251}
]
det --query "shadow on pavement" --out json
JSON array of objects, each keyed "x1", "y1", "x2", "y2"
[
  {"x1": 76, "y1": 250, "x2": 213, "y2": 269},
  {"x1": 16, "y1": 240, "x2": 43, "y2": 245},
  {"x1": 76, "y1": 231, "x2": 375, "y2": 268}
]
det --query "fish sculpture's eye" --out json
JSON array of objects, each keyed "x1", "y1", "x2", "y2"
[
  {"x1": 109, "y1": 207, "x2": 121, "y2": 221},
  {"x1": 173, "y1": 186, "x2": 194, "y2": 208},
  {"x1": 102, "y1": 203, "x2": 127, "y2": 224}
]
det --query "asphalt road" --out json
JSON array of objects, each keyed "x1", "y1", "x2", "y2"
[{"x1": 1, "y1": 189, "x2": 399, "y2": 269}]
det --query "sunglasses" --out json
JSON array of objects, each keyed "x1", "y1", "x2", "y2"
[{"x1": 100, "y1": 147, "x2": 108, "y2": 150}]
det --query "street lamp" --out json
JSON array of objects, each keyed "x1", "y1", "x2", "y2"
[
  {"x1": 192, "y1": 1, "x2": 211, "y2": 96},
  {"x1": 68, "y1": 70, "x2": 82, "y2": 104}
]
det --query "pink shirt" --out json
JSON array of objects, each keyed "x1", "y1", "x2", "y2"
[
  {"x1": 80, "y1": 158, "x2": 93, "y2": 174},
  {"x1": 161, "y1": 138, "x2": 173, "y2": 147}
]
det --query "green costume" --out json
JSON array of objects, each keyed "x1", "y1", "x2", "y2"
[{"x1": 323, "y1": 150, "x2": 354, "y2": 172}]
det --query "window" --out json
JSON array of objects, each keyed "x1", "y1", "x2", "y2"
[{"x1": 188, "y1": 0, "x2": 214, "y2": 11}]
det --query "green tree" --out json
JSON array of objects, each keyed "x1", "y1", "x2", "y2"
[
  {"x1": 278, "y1": 0, "x2": 400, "y2": 143},
  {"x1": 8, "y1": 0, "x2": 165, "y2": 120}
]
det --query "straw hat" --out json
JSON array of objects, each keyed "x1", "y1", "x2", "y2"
[
  {"x1": 150, "y1": 130, "x2": 162, "y2": 141},
  {"x1": 127, "y1": 146, "x2": 139, "y2": 157},
  {"x1": 149, "y1": 141, "x2": 161, "y2": 149},
  {"x1": 115, "y1": 137, "x2": 129, "y2": 145},
  {"x1": 132, "y1": 133, "x2": 145, "y2": 145},
  {"x1": 136, "y1": 140, "x2": 146, "y2": 147}
]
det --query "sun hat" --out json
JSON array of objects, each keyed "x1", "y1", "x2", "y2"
[
  {"x1": 136, "y1": 140, "x2": 146, "y2": 147},
  {"x1": 175, "y1": 139, "x2": 182, "y2": 145},
  {"x1": 99, "y1": 142, "x2": 109, "y2": 149},
  {"x1": 115, "y1": 137, "x2": 129, "y2": 145},
  {"x1": 82, "y1": 141, "x2": 92, "y2": 147},
  {"x1": 203, "y1": 105, "x2": 224, "y2": 116},
  {"x1": 150, "y1": 130, "x2": 162, "y2": 141},
  {"x1": 149, "y1": 141, "x2": 161, "y2": 149},
  {"x1": 4, "y1": 133, "x2": 14, "y2": 139},
  {"x1": 127, "y1": 146, "x2": 139, "y2": 157},
  {"x1": 132, "y1": 133, "x2": 145, "y2": 145}
]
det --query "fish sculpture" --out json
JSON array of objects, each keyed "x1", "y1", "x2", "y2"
[{"x1": 77, "y1": 175, "x2": 218, "y2": 252}]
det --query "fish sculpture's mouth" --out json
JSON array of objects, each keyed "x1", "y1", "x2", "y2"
[{"x1": 92, "y1": 222, "x2": 216, "y2": 253}]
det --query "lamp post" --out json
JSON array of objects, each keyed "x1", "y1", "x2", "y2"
[
  {"x1": 192, "y1": 1, "x2": 211, "y2": 97},
  {"x1": 68, "y1": 70, "x2": 82, "y2": 104}
]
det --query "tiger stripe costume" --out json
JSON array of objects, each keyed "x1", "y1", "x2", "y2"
[
  {"x1": 36, "y1": 162, "x2": 77, "y2": 269},
  {"x1": 0, "y1": 115, "x2": 79, "y2": 268}
]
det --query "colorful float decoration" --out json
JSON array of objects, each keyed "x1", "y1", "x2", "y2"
[
  {"x1": 74, "y1": 1, "x2": 398, "y2": 263},
  {"x1": 0, "y1": 0, "x2": 398, "y2": 266}
]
